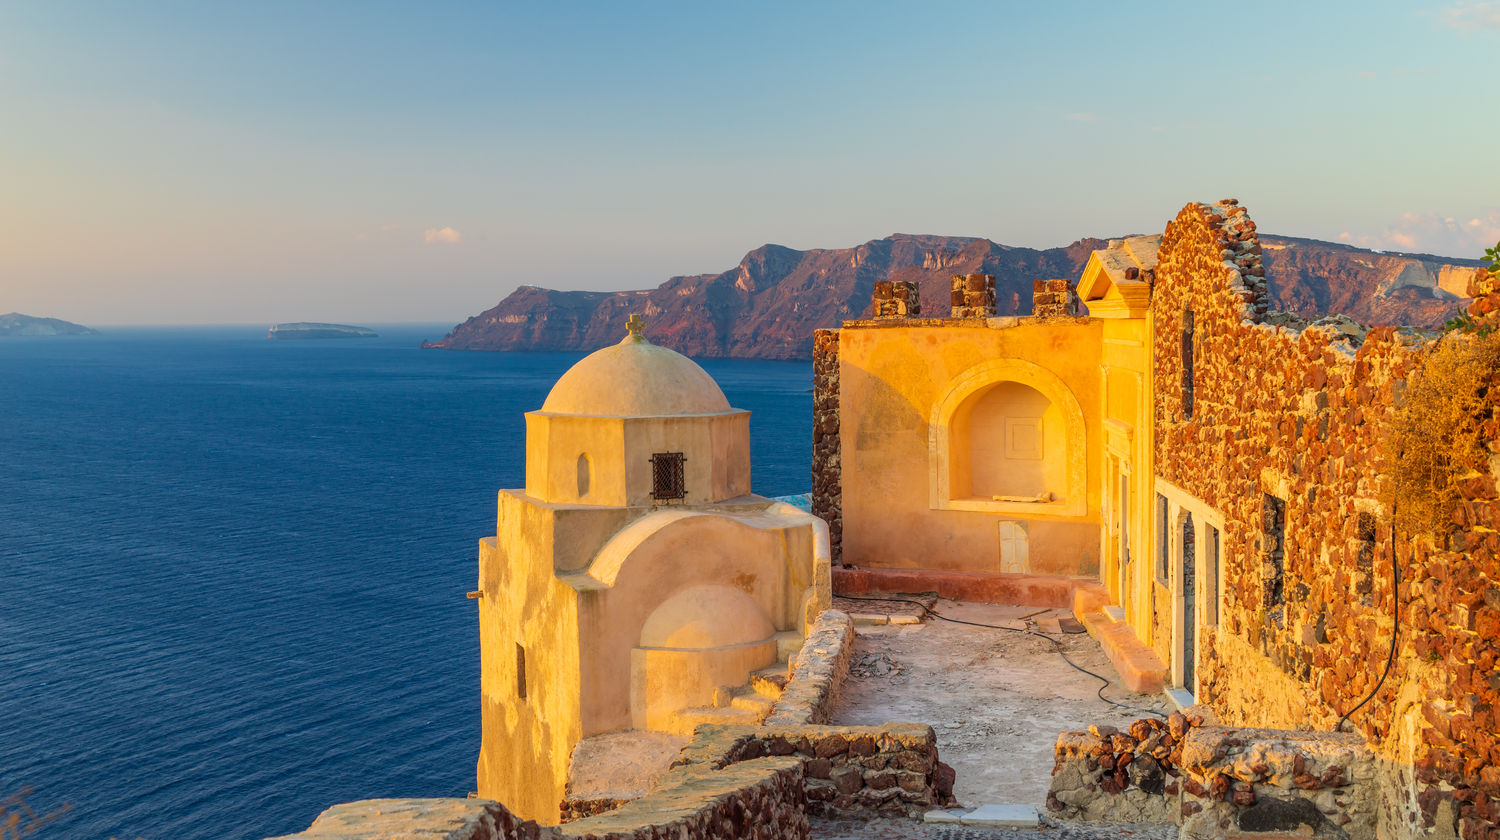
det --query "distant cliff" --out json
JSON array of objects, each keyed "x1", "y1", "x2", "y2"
[
  {"x1": 422, "y1": 234, "x2": 1482, "y2": 360},
  {"x1": 0, "y1": 313, "x2": 97, "y2": 336}
]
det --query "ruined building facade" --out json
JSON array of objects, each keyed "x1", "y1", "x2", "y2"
[{"x1": 816, "y1": 200, "x2": 1500, "y2": 839}]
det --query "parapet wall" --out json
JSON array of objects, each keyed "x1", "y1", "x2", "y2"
[{"x1": 1151, "y1": 200, "x2": 1500, "y2": 839}]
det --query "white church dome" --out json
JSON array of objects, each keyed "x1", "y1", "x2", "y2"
[{"x1": 540, "y1": 329, "x2": 731, "y2": 417}]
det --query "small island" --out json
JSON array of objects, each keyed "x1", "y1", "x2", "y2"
[
  {"x1": 0, "y1": 313, "x2": 98, "y2": 336},
  {"x1": 267, "y1": 322, "x2": 378, "y2": 340}
]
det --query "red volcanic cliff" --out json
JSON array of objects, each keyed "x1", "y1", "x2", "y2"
[{"x1": 422, "y1": 233, "x2": 1481, "y2": 360}]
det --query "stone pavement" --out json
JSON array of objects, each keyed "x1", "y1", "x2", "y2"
[
  {"x1": 810, "y1": 816, "x2": 1177, "y2": 840},
  {"x1": 828, "y1": 600, "x2": 1171, "y2": 808}
]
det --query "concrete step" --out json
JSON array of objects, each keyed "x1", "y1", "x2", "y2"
[
  {"x1": 774, "y1": 630, "x2": 803, "y2": 664},
  {"x1": 1074, "y1": 610, "x2": 1166, "y2": 695},
  {"x1": 729, "y1": 688, "x2": 775, "y2": 717},
  {"x1": 750, "y1": 666, "x2": 789, "y2": 700},
  {"x1": 667, "y1": 705, "x2": 761, "y2": 735}
]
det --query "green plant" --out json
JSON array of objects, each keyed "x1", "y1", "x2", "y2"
[{"x1": 1384, "y1": 331, "x2": 1500, "y2": 533}]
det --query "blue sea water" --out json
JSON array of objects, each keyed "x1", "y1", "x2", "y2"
[{"x1": 0, "y1": 326, "x2": 812, "y2": 840}]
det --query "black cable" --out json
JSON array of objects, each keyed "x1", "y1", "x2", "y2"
[
  {"x1": 836, "y1": 594, "x2": 1166, "y2": 719},
  {"x1": 1337, "y1": 509, "x2": 1400, "y2": 732}
]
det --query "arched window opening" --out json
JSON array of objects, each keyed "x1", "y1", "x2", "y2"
[{"x1": 1182, "y1": 308, "x2": 1195, "y2": 418}]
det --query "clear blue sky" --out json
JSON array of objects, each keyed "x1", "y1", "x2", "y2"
[{"x1": 2, "y1": 1, "x2": 1497, "y2": 325}]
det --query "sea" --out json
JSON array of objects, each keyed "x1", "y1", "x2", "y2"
[{"x1": 0, "y1": 326, "x2": 813, "y2": 840}]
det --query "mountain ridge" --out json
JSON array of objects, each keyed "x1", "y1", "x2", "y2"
[{"x1": 422, "y1": 233, "x2": 1483, "y2": 360}]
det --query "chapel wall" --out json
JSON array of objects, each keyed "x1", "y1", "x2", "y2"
[{"x1": 477, "y1": 496, "x2": 587, "y2": 823}]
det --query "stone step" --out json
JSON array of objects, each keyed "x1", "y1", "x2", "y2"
[
  {"x1": 750, "y1": 666, "x2": 789, "y2": 700},
  {"x1": 666, "y1": 705, "x2": 761, "y2": 735}
]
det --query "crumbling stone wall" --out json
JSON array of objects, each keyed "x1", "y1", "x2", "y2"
[
  {"x1": 1151, "y1": 200, "x2": 1500, "y2": 839},
  {"x1": 812, "y1": 329, "x2": 842, "y2": 564},
  {"x1": 1048, "y1": 712, "x2": 1201, "y2": 823},
  {"x1": 1178, "y1": 725, "x2": 1377, "y2": 839},
  {"x1": 1049, "y1": 713, "x2": 1379, "y2": 839},
  {"x1": 674, "y1": 722, "x2": 952, "y2": 819}
]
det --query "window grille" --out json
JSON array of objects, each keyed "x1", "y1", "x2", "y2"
[{"x1": 650, "y1": 452, "x2": 686, "y2": 501}]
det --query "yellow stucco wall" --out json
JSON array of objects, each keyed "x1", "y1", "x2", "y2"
[
  {"x1": 1094, "y1": 312, "x2": 1160, "y2": 648},
  {"x1": 525, "y1": 412, "x2": 751, "y2": 507},
  {"x1": 838, "y1": 319, "x2": 1105, "y2": 576},
  {"x1": 476, "y1": 496, "x2": 591, "y2": 823}
]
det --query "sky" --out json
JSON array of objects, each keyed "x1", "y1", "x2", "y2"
[{"x1": 1, "y1": 1, "x2": 1498, "y2": 326}]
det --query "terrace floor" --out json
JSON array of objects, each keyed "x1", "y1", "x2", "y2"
[{"x1": 823, "y1": 598, "x2": 1172, "y2": 823}]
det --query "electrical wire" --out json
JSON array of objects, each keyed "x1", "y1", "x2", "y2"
[
  {"x1": 1337, "y1": 509, "x2": 1400, "y2": 732},
  {"x1": 836, "y1": 594, "x2": 1167, "y2": 719}
]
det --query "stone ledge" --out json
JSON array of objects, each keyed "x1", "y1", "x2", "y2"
[
  {"x1": 264, "y1": 798, "x2": 543, "y2": 840},
  {"x1": 835, "y1": 567, "x2": 1094, "y2": 609},
  {"x1": 671, "y1": 721, "x2": 949, "y2": 819},
  {"x1": 1071, "y1": 585, "x2": 1165, "y2": 695},
  {"x1": 767, "y1": 609, "x2": 855, "y2": 725},
  {"x1": 840, "y1": 316, "x2": 1095, "y2": 330},
  {"x1": 559, "y1": 757, "x2": 806, "y2": 838}
]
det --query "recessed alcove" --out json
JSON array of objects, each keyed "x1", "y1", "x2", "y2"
[{"x1": 930, "y1": 358, "x2": 1087, "y2": 517}]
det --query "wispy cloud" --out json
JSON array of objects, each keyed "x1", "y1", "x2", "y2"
[
  {"x1": 1063, "y1": 112, "x2": 1099, "y2": 123},
  {"x1": 423, "y1": 226, "x2": 461, "y2": 244},
  {"x1": 1338, "y1": 210, "x2": 1500, "y2": 257},
  {"x1": 1441, "y1": 1, "x2": 1500, "y2": 31}
]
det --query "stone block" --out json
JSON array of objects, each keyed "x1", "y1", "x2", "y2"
[
  {"x1": 959, "y1": 804, "x2": 1039, "y2": 827},
  {"x1": 923, "y1": 808, "x2": 970, "y2": 824}
]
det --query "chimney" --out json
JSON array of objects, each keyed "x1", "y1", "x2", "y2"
[
  {"x1": 1032, "y1": 279, "x2": 1080, "y2": 318},
  {"x1": 872, "y1": 280, "x2": 921, "y2": 318},
  {"x1": 950, "y1": 273, "x2": 996, "y2": 318}
]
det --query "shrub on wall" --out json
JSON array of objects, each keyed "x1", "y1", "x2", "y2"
[{"x1": 1385, "y1": 331, "x2": 1500, "y2": 534}]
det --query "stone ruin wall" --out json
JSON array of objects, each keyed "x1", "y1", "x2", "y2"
[
  {"x1": 1050, "y1": 711, "x2": 1381, "y2": 838},
  {"x1": 812, "y1": 329, "x2": 842, "y2": 564},
  {"x1": 1151, "y1": 200, "x2": 1500, "y2": 839}
]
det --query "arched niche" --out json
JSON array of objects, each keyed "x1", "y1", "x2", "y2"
[
  {"x1": 630, "y1": 584, "x2": 777, "y2": 731},
  {"x1": 929, "y1": 358, "x2": 1087, "y2": 517}
]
